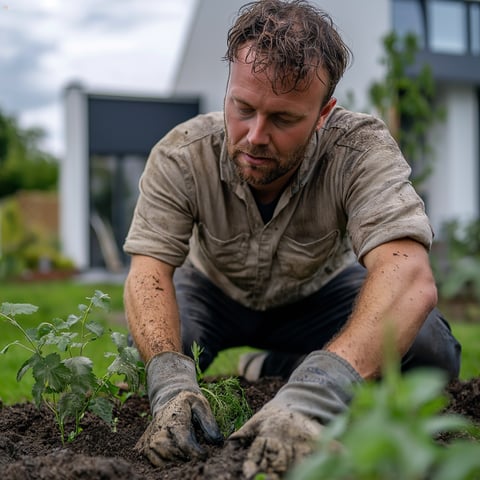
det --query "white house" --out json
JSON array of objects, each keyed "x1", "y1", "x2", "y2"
[{"x1": 62, "y1": 0, "x2": 480, "y2": 270}]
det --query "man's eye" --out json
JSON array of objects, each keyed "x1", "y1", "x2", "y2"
[
  {"x1": 275, "y1": 116, "x2": 295, "y2": 126},
  {"x1": 238, "y1": 107, "x2": 254, "y2": 116}
]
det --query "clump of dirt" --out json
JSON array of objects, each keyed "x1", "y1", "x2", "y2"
[{"x1": 0, "y1": 377, "x2": 478, "y2": 480}]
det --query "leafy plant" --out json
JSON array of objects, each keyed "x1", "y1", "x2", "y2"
[
  {"x1": 192, "y1": 341, "x2": 252, "y2": 436},
  {"x1": 368, "y1": 32, "x2": 445, "y2": 189},
  {"x1": 288, "y1": 363, "x2": 480, "y2": 480},
  {"x1": 0, "y1": 108, "x2": 58, "y2": 199},
  {"x1": 0, "y1": 290, "x2": 145, "y2": 443},
  {"x1": 0, "y1": 196, "x2": 75, "y2": 280},
  {"x1": 433, "y1": 218, "x2": 480, "y2": 302}
]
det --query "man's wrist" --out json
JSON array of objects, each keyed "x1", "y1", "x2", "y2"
[{"x1": 147, "y1": 351, "x2": 200, "y2": 414}]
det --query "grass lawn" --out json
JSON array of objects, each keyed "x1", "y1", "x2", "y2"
[{"x1": 0, "y1": 280, "x2": 478, "y2": 404}]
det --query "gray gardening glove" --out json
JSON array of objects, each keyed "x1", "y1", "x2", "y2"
[
  {"x1": 135, "y1": 351, "x2": 223, "y2": 466},
  {"x1": 229, "y1": 350, "x2": 362, "y2": 479}
]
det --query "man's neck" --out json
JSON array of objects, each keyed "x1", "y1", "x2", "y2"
[{"x1": 250, "y1": 168, "x2": 297, "y2": 205}]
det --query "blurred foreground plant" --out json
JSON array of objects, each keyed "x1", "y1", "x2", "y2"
[{"x1": 288, "y1": 361, "x2": 480, "y2": 480}]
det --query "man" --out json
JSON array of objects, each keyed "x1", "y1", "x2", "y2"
[{"x1": 123, "y1": 0, "x2": 461, "y2": 477}]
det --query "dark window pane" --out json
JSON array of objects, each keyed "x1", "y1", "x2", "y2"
[
  {"x1": 471, "y1": 4, "x2": 480, "y2": 55},
  {"x1": 393, "y1": 0, "x2": 425, "y2": 47}
]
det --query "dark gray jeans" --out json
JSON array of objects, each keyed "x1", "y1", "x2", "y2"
[{"x1": 174, "y1": 262, "x2": 461, "y2": 380}]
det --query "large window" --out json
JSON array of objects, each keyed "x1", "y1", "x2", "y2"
[{"x1": 393, "y1": 0, "x2": 480, "y2": 56}]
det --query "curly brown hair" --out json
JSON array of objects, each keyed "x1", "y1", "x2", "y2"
[{"x1": 224, "y1": 0, "x2": 351, "y2": 101}]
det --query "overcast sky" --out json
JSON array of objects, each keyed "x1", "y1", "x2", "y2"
[{"x1": 0, "y1": 0, "x2": 195, "y2": 156}]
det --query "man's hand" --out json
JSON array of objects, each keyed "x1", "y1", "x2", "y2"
[
  {"x1": 230, "y1": 405, "x2": 322, "y2": 479},
  {"x1": 229, "y1": 351, "x2": 362, "y2": 479},
  {"x1": 135, "y1": 352, "x2": 223, "y2": 466}
]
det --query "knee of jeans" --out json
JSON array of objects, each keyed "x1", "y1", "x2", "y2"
[{"x1": 403, "y1": 315, "x2": 462, "y2": 380}]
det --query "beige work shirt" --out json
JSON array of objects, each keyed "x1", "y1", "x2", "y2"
[{"x1": 124, "y1": 106, "x2": 433, "y2": 310}]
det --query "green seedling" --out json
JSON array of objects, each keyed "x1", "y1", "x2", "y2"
[
  {"x1": 0, "y1": 290, "x2": 145, "y2": 444},
  {"x1": 192, "y1": 341, "x2": 252, "y2": 436}
]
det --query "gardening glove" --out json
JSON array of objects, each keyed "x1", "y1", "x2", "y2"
[
  {"x1": 229, "y1": 350, "x2": 362, "y2": 479},
  {"x1": 135, "y1": 351, "x2": 223, "y2": 466}
]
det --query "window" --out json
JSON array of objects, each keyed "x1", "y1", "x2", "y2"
[
  {"x1": 393, "y1": 0, "x2": 425, "y2": 47},
  {"x1": 393, "y1": 0, "x2": 480, "y2": 56},
  {"x1": 472, "y1": 3, "x2": 480, "y2": 55},
  {"x1": 427, "y1": 1, "x2": 467, "y2": 54}
]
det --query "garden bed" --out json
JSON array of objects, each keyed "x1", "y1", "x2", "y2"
[{"x1": 0, "y1": 376, "x2": 479, "y2": 480}]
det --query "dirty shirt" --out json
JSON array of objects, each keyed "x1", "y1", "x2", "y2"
[{"x1": 123, "y1": 106, "x2": 433, "y2": 310}]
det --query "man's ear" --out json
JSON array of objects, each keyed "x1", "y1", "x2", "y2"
[{"x1": 316, "y1": 97, "x2": 337, "y2": 130}]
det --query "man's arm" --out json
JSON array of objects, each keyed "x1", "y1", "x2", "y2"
[
  {"x1": 327, "y1": 238, "x2": 438, "y2": 379},
  {"x1": 231, "y1": 237, "x2": 437, "y2": 478},
  {"x1": 124, "y1": 254, "x2": 223, "y2": 465},
  {"x1": 124, "y1": 254, "x2": 181, "y2": 362}
]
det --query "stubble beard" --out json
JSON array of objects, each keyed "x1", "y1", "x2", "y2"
[{"x1": 227, "y1": 134, "x2": 315, "y2": 186}]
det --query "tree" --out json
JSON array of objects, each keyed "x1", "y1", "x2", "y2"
[
  {"x1": 0, "y1": 108, "x2": 58, "y2": 198},
  {"x1": 368, "y1": 32, "x2": 445, "y2": 189}
]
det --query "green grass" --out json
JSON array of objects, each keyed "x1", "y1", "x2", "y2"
[
  {"x1": 1, "y1": 281, "x2": 478, "y2": 404},
  {"x1": 450, "y1": 322, "x2": 480, "y2": 380}
]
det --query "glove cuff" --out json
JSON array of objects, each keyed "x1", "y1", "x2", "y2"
[
  {"x1": 270, "y1": 350, "x2": 362, "y2": 424},
  {"x1": 147, "y1": 351, "x2": 200, "y2": 414}
]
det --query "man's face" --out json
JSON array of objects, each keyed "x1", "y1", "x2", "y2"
[{"x1": 224, "y1": 46, "x2": 336, "y2": 189}]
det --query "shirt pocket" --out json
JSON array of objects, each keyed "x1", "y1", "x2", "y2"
[
  {"x1": 276, "y1": 230, "x2": 340, "y2": 280},
  {"x1": 197, "y1": 223, "x2": 249, "y2": 274}
]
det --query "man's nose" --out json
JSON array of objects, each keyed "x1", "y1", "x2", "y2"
[{"x1": 247, "y1": 115, "x2": 270, "y2": 145}]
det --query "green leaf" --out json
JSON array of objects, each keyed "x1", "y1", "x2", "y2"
[
  {"x1": 0, "y1": 302, "x2": 38, "y2": 316},
  {"x1": 16, "y1": 353, "x2": 41, "y2": 381},
  {"x1": 89, "y1": 396, "x2": 113, "y2": 425},
  {"x1": 107, "y1": 348, "x2": 143, "y2": 391},
  {"x1": 63, "y1": 356, "x2": 97, "y2": 393},
  {"x1": 32, "y1": 352, "x2": 72, "y2": 392},
  {"x1": 110, "y1": 331, "x2": 128, "y2": 349},
  {"x1": 85, "y1": 320, "x2": 104, "y2": 338},
  {"x1": 90, "y1": 290, "x2": 110, "y2": 310},
  {"x1": 54, "y1": 332, "x2": 78, "y2": 352},
  {"x1": 434, "y1": 441, "x2": 480, "y2": 480},
  {"x1": 78, "y1": 303, "x2": 88, "y2": 312},
  {"x1": 36, "y1": 322, "x2": 54, "y2": 338},
  {"x1": 65, "y1": 314, "x2": 81, "y2": 327},
  {"x1": 58, "y1": 391, "x2": 85, "y2": 424}
]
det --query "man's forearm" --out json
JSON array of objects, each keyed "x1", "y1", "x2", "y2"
[
  {"x1": 124, "y1": 255, "x2": 181, "y2": 362},
  {"x1": 326, "y1": 239, "x2": 437, "y2": 379}
]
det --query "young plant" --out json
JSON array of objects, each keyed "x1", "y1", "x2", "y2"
[
  {"x1": 192, "y1": 341, "x2": 252, "y2": 436},
  {"x1": 0, "y1": 290, "x2": 145, "y2": 444},
  {"x1": 287, "y1": 362, "x2": 480, "y2": 480}
]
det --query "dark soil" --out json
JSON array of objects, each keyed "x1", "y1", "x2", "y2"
[{"x1": 0, "y1": 376, "x2": 479, "y2": 480}]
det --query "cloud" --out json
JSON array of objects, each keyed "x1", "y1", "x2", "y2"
[{"x1": 0, "y1": 0, "x2": 195, "y2": 155}]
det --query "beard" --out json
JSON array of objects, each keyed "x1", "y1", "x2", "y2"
[{"x1": 227, "y1": 131, "x2": 316, "y2": 186}]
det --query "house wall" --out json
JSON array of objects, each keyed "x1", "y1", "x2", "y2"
[
  {"x1": 426, "y1": 85, "x2": 479, "y2": 233},
  {"x1": 62, "y1": 83, "x2": 89, "y2": 270},
  {"x1": 61, "y1": 0, "x2": 480, "y2": 268}
]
